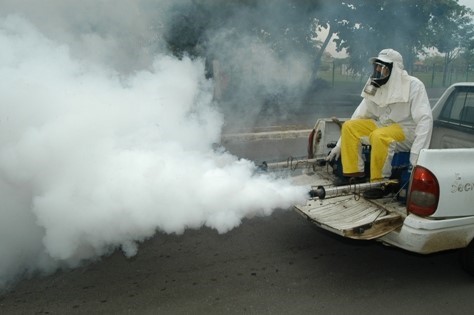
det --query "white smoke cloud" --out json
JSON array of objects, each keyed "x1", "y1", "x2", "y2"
[
  {"x1": 0, "y1": 15, "x2": 308, "y2": 289},
  {"x1": 0, "y1": 0, "x2": 181, "y2": 72}
]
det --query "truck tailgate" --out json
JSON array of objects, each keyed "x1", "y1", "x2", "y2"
[{"x1": 295, "y1": 194, "x2": 404, "y2": 240}]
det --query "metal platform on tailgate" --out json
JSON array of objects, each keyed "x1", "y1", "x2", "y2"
[{"x1": 294, "y1": 194, "x2": 404, "y2": 240}]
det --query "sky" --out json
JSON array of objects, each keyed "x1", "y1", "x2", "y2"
[{"x1": 460, "y1": 0, "x2": 474, "y2": 9}]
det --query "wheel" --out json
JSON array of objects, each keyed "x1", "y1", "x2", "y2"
[{"x1": 460, "y1": 240, "x2": 474, "y2": 276}]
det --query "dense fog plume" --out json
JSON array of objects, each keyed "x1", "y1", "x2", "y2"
[
  {"x1": 208, "y1": 30, "x2": 313, "y2": 129},
  {"x1": 0, "y1": 0, "x2": 318, "y2": 129},
  {"x1": 203, "y1": 2, "x2": 314, "y2": 129},
  {"x1": 0, "y1": 15, "x2": 308, "y2": 289}
]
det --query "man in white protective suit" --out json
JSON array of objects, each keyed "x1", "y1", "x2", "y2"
[{"x1": 327, "y1": 48, "x2": 433, "y2": 188}]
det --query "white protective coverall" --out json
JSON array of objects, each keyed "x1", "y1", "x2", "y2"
[{"x1": 332, "y1": 49, "x2": 433, "y2": 181}]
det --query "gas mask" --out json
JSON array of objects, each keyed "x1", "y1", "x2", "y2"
[{"x1": 363, "y1": 61, "x2": 393, "y2": 95}]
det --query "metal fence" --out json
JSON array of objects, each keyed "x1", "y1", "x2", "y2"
[{"x1": 318, "y1": 61, "x2": 474, "y2": 89}]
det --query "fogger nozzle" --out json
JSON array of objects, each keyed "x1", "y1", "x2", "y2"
[
  {"x1": 309, "y1": 186, "x2": 326, "y2": 199},
  {"x1": 308, "y1": 180, "x2": 398, "y2": 200}
]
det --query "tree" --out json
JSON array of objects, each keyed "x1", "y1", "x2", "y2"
[
  {"x1": 163, "y1": 0, "x2": 473, "y2": 93},
  {"x1": 427, "y1": 1, "x2": 474, "y2": 85},
  {"x1": 326, "y1": 0, "x2": 474, "y2": 81},
  {"x1": 293, "y1": 1, "x2": 351, "y2": 82},
  {"x1": 164, "y1": 1, "x2": 255, "y2": 59},
  {"x1": 331, "y1": 1, "x2": 447, "y2": 75}
]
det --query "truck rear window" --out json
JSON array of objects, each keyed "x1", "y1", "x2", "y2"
[{"x1": 440, "y1": 86, "x2": 474, "y2": 127}]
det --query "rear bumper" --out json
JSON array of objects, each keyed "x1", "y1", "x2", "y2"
[{"x1": 379, "y1": 214, "x2": 474, "y2": 254}]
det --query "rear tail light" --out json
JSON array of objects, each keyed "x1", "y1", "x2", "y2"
[{"x1": 407, "y1": 166, "x2": 440, "y2": 216}]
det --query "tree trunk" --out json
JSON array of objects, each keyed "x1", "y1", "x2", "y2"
[{"x1": 311, "y1": 26, "x2": 335, "y2": 84}]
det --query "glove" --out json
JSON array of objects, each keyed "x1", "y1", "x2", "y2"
[
  {"x1": 326, "y1": 145, "x2": 341, "y2": 161},
  {"x1": 409, "y1": 153, "x2": 418, "y2": 166}
]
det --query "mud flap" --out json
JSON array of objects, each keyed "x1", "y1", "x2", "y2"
[{"x1": 294, "y1": 195, "x2": 404, "y2": 240}]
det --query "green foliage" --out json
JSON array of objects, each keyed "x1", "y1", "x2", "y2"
[
  {"x1": 163, "y1": 0, "x2": 474, "y2": 85},
  {"x1": 164, "y1": 0, "x2": 321, "y2": 59}
]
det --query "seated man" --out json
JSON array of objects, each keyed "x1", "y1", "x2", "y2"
[{"x1": 327, "y1": 48, "x2": 433, "y2": 184}]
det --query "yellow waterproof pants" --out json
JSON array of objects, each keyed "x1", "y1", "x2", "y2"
[{"x1": 341, "y1": 119, "x2": 405, "y2": 181}]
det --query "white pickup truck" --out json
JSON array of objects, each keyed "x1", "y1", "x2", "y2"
[
  {"x1": 288, "y1": 82, "x2": 474, "y2": 275},
  {"x1": 222, "y1": 82, "x2": 474, "y2": 275}
]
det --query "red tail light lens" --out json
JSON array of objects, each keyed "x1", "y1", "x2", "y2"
[{"x1": 407, "y1": 166, "x2": 440, "y2": 216}]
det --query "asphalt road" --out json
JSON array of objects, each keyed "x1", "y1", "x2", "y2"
[{"x1": 1, "y1": 209, "x2": 473, "y2": 314}]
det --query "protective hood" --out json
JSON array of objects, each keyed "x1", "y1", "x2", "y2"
[{"x1": 361, "y1": 49, "x2": 411, "y2": 107}]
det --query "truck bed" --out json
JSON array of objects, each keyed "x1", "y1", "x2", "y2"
[
  {"x1": 222, "y1": 119, "x2": 410, "y2": 241},
  {"x1": 291, "y1": 168, "x2": 406, "y2": 240}
]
